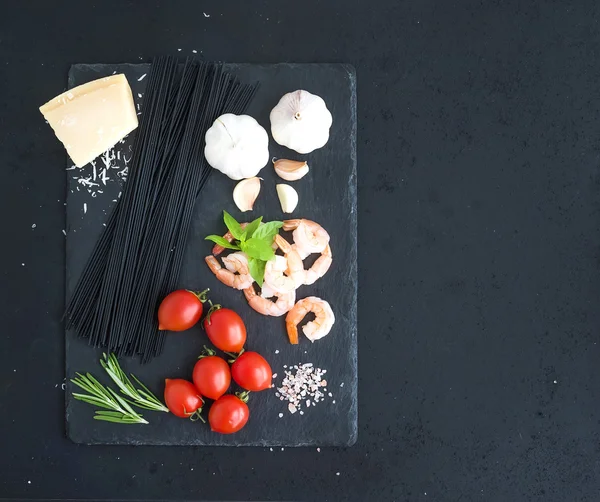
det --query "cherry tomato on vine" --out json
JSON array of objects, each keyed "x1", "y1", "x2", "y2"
[
  {"x1": 208, "y1": 394, "x2": 250, "y2": 434},
  {"x1": 193, "y1": 352, "x2": 231, "y2": 400},
  {"x1": 158, "y1": 289, "x2": 209, "y2": 331},
  {"x1": 231, "y1": 351, "x2": 272, "y2": 391},
  {"x1": 164, "y1": 379, "x2": 204, "y2": 419},
  {"x1": 203, "y1": 303, "x2": 246, "y2": 352}
]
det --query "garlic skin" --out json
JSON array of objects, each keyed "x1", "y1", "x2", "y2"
[
  {"x1": 273, "y1": 158, "x2": 310, "y2": 181},
  {"x1": 276, "y1": 184, "x2": 299, "y2": 213},
  {"x1": 204, "y1": 114, "x2": 269, "y2": 180},
  {"x1": 233, "y1": 177, "x2": 261, "y2": 212},
  {"x1": 270, "y1": 90, "x2": 333, "y2": 154}
]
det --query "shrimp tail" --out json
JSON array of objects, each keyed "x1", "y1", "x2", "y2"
[
  {"x1": 205, "y1": 255, "x2": 221, "y2": 274},
  {"x1": 274, "y1": 233, "x2": 292, "y2": 253},
  {"x1": 282, "y1": 219, "x2": 302, "y2": 232},
  {"x1": 285, "y1": 315, "x2": 299, "y2": 345}
]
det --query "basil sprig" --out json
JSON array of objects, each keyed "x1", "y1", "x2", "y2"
[{"x1": 206, "y1": 211, "x2": 283, "y2": 287}]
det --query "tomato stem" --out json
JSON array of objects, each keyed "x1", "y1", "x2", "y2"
[
  {"x1": 189, "y1": 409, "x2": 206, "y2": 423},
  {"x1": 198, "y1": 345, "x2": 217, "y2": 359},
  {"x1": 188, "y1": 288, "x2": 210, "y2": 303},
  {"x1": 225, "y1": 347, "x2": 244, "y2": 363},
  {"x1": 236, "y1": 390, "x2": 251, "y2": 403},
  {"x1": 204, "y1": 300, "x2": 222, "y2": 326}
]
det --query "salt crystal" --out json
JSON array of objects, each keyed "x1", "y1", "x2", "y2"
[
  {"x1": 299, "y1": 411, "x2": 304, "y2": 415},
  {"x1": 31, "y1": 223, "x2": 36, "y2": 228},
  {"x1": 340, "y1": 382, "x2": 344, "y2": 387},
  {"x1": 288, "y1": 403, "x2": 297, "y2": 414},
  {"x1": 62, "y1": 230, "x2": 66, "y2": 236},
  {"x1": 192, "y1": 50, "x2": 198, "y2": 54},
  {"x1": 328, "y1": 392, "x2": 333, "y2": 397},
  {"x1": 278, "y1": 413, "x2": 283, "y2": 418},
  {"x1": 272, "y1": 373, "x2": 277, "y2": 378},
  {"x1": 203, "y1": 12, "x2": 210, "y2": 17},
  {"x1": 137, "y1": 74, "x2": 147, "y2": 81},
  {"x1": 275, "y1": 349, "x2": 279, "y2": 354}
]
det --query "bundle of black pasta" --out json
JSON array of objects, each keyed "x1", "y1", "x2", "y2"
[{"x1": 65, "y1": 57, "x2": 258, "y2": 361}]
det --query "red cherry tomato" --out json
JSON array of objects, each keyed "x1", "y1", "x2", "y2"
[
  {"x1": 208, "y1": 394, "x2": 250, "y2": 434},
  {"x1": 192, "y1": 355, "x2": 231, "y2": 400},
  {"x1": 203, "y1": 304, "x2": 246, "y2": 352},
  {"x1": 164, "y1": 379, "x2": 204, "y2": 418},
  {"x1": 231, "y1": 351, "x2": 272, "y2": 391},
  {"x1": 158, "y1": 289, "x2": 208, "y2": 331}
]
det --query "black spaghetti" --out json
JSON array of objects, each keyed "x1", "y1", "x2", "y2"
[{"x1": 65, "y1": 57, "x2": 258, "y2": 362}]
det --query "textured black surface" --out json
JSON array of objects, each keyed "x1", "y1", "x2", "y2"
[
  {"x1": 65, "y1": 62, "x2": 357, "y2": 446},
  {"x1": 3, "y1": 0, "x2": 600, "y2": 500}
]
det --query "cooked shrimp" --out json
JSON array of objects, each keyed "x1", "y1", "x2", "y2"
[
  {"x1": 205, "y1": 252, "x2": 254, "y2": 290},
  {"x1": 285, "y1": 296, "x2": 335, "y2": 344},
  {"x1": 261, "y1": 283, "x2": 276, "y2": 299},
  {"x1": 283, "y1": 219, "x2": 330, "y2": 258},
  {"x1": 263, "y1": 234, "x2": 305, "y2": 291},
  {"x1": 244, "y1": 285, "x2": 295, "y2": 317},
  {"x1": 303, "y1": 244, "x2": 333, "y2": 285},
  {"x1": 264, "y1": 255, "x2": 296, "y2": 293},
  {"x1": 212, "y1": 222, "x2": 248, "y2": 256}
]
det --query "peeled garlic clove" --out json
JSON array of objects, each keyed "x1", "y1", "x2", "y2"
[
  {"x1": 233, "y1": 177, "x2": 261, "y2": 212},
  {"x1": 276, "y1": 184, "x2": 299, "y2": 213},
  {"x1": 272, "y1": 158, "x2": 310, "y2": 181}
]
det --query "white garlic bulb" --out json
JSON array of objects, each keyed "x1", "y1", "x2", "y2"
[
  {"x1": 269, "y1": 90, "x2": 333, "y2": 154},
  {"x1": 204, "y1": 114, "x2": 269, "y2": 180}
]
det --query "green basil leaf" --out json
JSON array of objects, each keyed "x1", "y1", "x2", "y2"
[
  {"x1": 240, "y1": 238, "x2": 276, "y2": 261},
  {"x1": 223, "y1": 210, "x2": 245, "y2": 240},
  {"x1": 248, "y1": 257, "x2": 266, "y2": 288},
  {"x1": 205, "y1": 235, "x2": 240, "y2": 250},
  {"x1": 243, "y1": 217, "x2": 263, "y2": 239},
  {"x1": 252, "y1": 221, "x2": 283, "y2": 241}
]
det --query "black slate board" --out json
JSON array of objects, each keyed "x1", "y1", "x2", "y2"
[{"x1": 65, "y1": 63, "x2": 357, "y2": 446}]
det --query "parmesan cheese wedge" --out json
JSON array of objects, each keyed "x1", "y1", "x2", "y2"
[{"x1": 39, "y1": 74, "x2": 138, "y2": 167}]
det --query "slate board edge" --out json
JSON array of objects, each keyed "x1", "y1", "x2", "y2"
[{"x1": 64, "y1": 62, "x2": 358, "y2": 447}]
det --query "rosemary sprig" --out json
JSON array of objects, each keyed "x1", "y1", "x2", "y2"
[
  {"x1": 100, "y1": 353, "x2": 169, "y2": 413},
  {"x1": 71, "y1": 372, "x2": 148, "y2": 424}
]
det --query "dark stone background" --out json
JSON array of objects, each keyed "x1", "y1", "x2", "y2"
[{"x1": 1, "y1": 1, "x2": 600, "y2": 500}]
